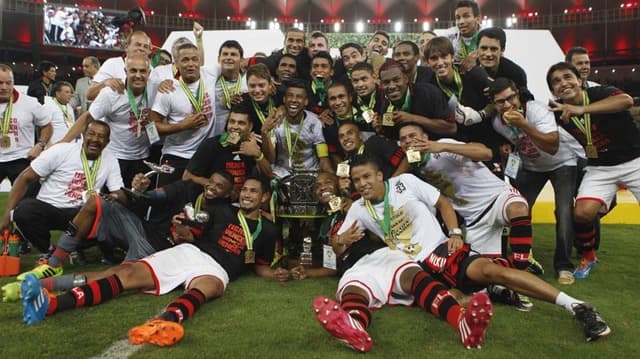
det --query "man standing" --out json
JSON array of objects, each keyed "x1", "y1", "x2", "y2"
[
  {"x1": 392, "y1": 40, "x2": 434, "y2": 86},
  {"x1": 565, "y1": 47, "x2": 599, "y2": 89},
  {"x1": 62, "y1": 55, "x2": 153, "y2": 187},
  {"x1": 308, "y1": 31, "x2": 329, "y2": 58},
  {"x1": 44, "y1": 81, "x2": 76, "y2": 144},
  {"x1": 71, "y1": 56, "x2": 100, "y2": 115},
  {"x1": 27, "y1": 61, "x2": 57, "y2": 105},
  {"x1": 547, "y1": 62, "x2": 640, "y2": 279},
  {"x1": 445, "y1": 0, "x2": 482, "y2": 66},
  {"x1": 209, "y1": 41, "x2": 247, "y2": 137},
  {"x1": 476, "y1": 27, "x2": 527, "y2": 89},
  {"x1": 150, "y1": 43, "x2": 216, "y2": 186},
  {"x1": 0, "y1": 64, "x2": 52, "y2": 196},
  {"x1": 0, "y1": 120, "x2": 123, "y2": 256}
]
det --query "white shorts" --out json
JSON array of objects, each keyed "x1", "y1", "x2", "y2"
[
  {"x1": 139, "y1": 243, "x2": 230, "y2": 295},
  {"x1": 577, "y1": 156, "x2": 640, "y2": 213},
  {"x1": 336, "y1": 247, "x2": 421, "y2": 308},
  {"x1": 465, "y1": 186, "x2": 528, "y2": 256}
]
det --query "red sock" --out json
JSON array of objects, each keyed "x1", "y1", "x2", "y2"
[
  {"x1": 161, "y1": 288, "x2": 206, "y2": 324},
  {"x1": 340, "y1": 292, "x2": 371, "y2": 329},
  {"x1": 509, "y1": 216, "x2": 532, "y2": 270},
  {"x1": 411, "y1": 271, "x2": 462, "y2": 328}
]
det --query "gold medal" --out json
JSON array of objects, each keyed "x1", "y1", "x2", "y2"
[
  {"x1": 0, "y1": 135, "x2": 10, "y2": 148},
  {"x1": 407, "y1": 148, "x2": 421, "y2": 163},
  {"x1": 362, "y1": 110, "x2": 374, "y2": 124},
  {"x1": 328, "y1": 195, "x2": 342, "y2": 214},
  {"x1": 336, "y1": 162, "x2": 350, "y2": 177},
  {"x1": 227, "y1": 132, "x2": 241, "y2": 145},
  {"x1": 585, "y1": 144, "x2": 598, "y2": 159},
  {"x1": 384, "y1": 236, "x2": 397, "y2": 250},
  {"x1": 382, "y1": 112, "x2": 395, "y2": 127},
  {"x1": 244, "y1": 249, "x2": 255, "y2": 264}
]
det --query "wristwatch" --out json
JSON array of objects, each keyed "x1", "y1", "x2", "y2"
[{"x1": 448, "y1": 228, "x2": 463, "y2": 237}]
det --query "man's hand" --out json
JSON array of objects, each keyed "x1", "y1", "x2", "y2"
[
  {"x1": 290, "y1": 265, "x2": 307, "y2": 280},
  {"x1": 103, "y1": 78, "x2": 125, "y2": 94},
  {"x1": 549, "y1": 99, "x2": 584, "y2": 123},
  {"x1": 193, "y1": 21, "x2": 204, "y2": 39},
  {"x1": 131, "y1": 173, "x2": 151, "y2": 192},
  {"x1": 262, "y1": 106, "x2": 285, "y2": 134},
  {"x1": 392, "y1": 111, "x2": 413, "y2": 125},
  {"x1": 459, "y1": 50, "x2": 479, "y2": 74},
  {"x1": 26, "y1": 145, "x2": 44, "y2": 160},
  {"x1": 0, "y1": 212, "x2": 12, "y2": 232},
  {"x1": 338, "y1": 177, "x2": 352, "y2": 197},
  {"x1": 502, "y1": 109, "x2": 526, "y2": 128},
  {"x1": 409, "y1": 136, "x2": 445, "y2": 154},
  {"x1": 273, "y1": 267, "x2": 290, "y2": 282},
  {"x1": 171, "y1": 213, "x2": 195, "y2": 243},
  {"x1": 447, "y1": 236, "x2": 464, "y2": 254},
  {"x1": 231, "y1": 94, "x2": 244, "y2": 106},
  {"x1": 181, "y1": 113, "x2": 208, "y2": 130},
  {"x1": 318, "y1": 109, "x2": 334, "y2": 127},
  {"x1": 234, "y1": 133, "x2": 263, "y2": 158},
  {"x1": 335, "y1": 221, "x2": 364, "y2": 247},
  {"x1": 158, "y1": 79, "x2": 176, "y2": 94}
]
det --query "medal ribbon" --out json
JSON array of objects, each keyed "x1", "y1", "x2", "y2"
[
  {"x1": 237, "y1": 211, "x2": 263, "y2": 251},
  {"x1": 364, "y1": 181, "x2": 391, "y2": 238},
  {"x1": 251, "y1": 98, "x2": 274, "y2": 125},
  {"x1": 1, "y1": 95, "x2": 14, "y2": 136},
  {"x1": 53, "y1": 99, "x2": 74, "y2": 128},
  {"x1": 436, "y1": 69, "x2": 463, "y2": 99},
  {"x1": 458, "y1": 31, "x2": 479, "y2": 58},
  {"x1": 357, "y1": 90, "x2": 376, "y2": 112},
  {"x1": 179, "y1": 77, "x2": 205, "y2": 113},
  {"x1": 284, "y1": 116, "x2": 306, "y2": 160},
  {"x1": 220, "y1": 76, "x2": 242, "y2": 109},
  {"x1": 194, "y1": 193, "x2": 204, "y2": 213},
  {"x1": 80, "y1": 149, "x2": 101, "y2": 192},
  {"x1": 126, "y1": 85, "x2": 148, "y2": 123},
  {"x1": 386, "y1": 89, "x2": 411, "y2": 113},
  {"x1": 570, "y1": 91, "x2": 594, "y2": 148}
]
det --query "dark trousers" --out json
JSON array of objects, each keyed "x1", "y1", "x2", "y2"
[
  {"x1": 155, "y1": 154, "x2": 189, "y2": 188},
  {"x1": 118, "y1": 158, "x2": 151, "y2": 189},
  {"x1": 0, "y1": 159, "x2": 40, "y2": 198},
  {"x1": 13, "y1": 198, "x2": 80, "y2": 253}
]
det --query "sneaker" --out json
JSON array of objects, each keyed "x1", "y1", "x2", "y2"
[
  {"x1": 572, "y1": 303, "x2": 611, "y2": 341},
  {"x1": 21, "y1": 273, "x2": 50, "y2": 325},
  {"x1": 458, "y1": 292, "x2": 493, "y2": 349},
  {"x1": 313, "y1": 296, "x2": 373, "y2": 352},
  {"x1": 16, "y1": 263, "x2": 63, "y2": 281},
  {"x1": 527, "y1": 251, "x2": 544, "y2": 275},
  {"x1": 557, "y1": 270, "x2": 575, "y2": 285},
  {"x1": 128, "y1": 319, "x2": 185, "y2": 347},
  {"x1": 487, "y1": 284, "x2": 533, "y2": 312},
  {"x1": 574, "y1": 258, "x2": 597, "y2": 279},
  {"x1": 2, "y1": 281, "x2": 21, "y2": 302}
]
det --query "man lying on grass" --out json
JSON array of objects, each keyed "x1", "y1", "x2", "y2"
[
  {"x1": 19, "y1": 177, "x2": 289, "y2": 347},
  {"x1": 312, "y1": 155, "x2": 610, "y2": 352}
]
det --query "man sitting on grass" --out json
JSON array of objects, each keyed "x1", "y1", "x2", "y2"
[
  {"x1": 19, "y1": 177, "x2": 289, "y2": 347},
  {"x1": 312, "y1": 156, "x2": 610, "y2": 352}
]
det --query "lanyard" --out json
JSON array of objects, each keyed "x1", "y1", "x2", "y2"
[
  {"x1": 219, "y1": 75, "x2": 242, "y2": 109},
  {"x1": 179, "y1": 77, "x2": 205, "y2": 113},
  {"x1": 386, "y1": 89, "x2": 411, "y2": 113},
  {"x1": 364, "y1": 181, "x2": 391, "y2": 238},
  {"x1": 237, "y1": 210, "x2": 263, "y2": 251},
  {"x1": 251, "y1": 98, "x2": 274, "y2": 124},
  {"x1": 126, "y1": 86, "x2": 147, "y2": 122},
  {"x1": 459, "y1": 31, "x2": 479, "y2": 58},
  {"x1": 53, "y1": 99, "x2": 74, "y2": 128},
  {"x1": 570, "y1": 91, "x2": 594, "y2": 147},
  {"x1": 436, "y1": 69, "x2": 463, "y2": 99},
  {"x1": 284, "y1": 115, "x2": 306, "y2": 158},
  {"x1": 1, "y1": 96, "x2": 13, "y2": 136},
  {"x1": 194, "y1": 193, "x2": 204, "y2": 213},
  {"x1": 80, "y1": 149, "x2": 101, "y2": 192}
]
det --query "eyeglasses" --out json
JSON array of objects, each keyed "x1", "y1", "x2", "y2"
[{"x1": 494, "y1": 92, "x2": 518, "y2": 106}]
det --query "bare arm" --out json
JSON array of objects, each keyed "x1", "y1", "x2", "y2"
[
  {"x1": 434, "y1": 194, "x2": 464, "y2": 253},
  {"x1": 61, "y1": 111, "x2": 93, "y2": 143},
  {"x1": 394, "y1": 111, "x2": 457, "y2": 136},
  {"x1": 27, "y1": 123, "x2": 53, "y2": 160},
  {"x1": 254, "y1": 264, "x2": 290, "y2": 282},
  {"x1": 182, "y1": 169, "x2": 210, "y2": 187},
  {"x1": 87, "y1": 79, "x2": 124, "y2": 101}
]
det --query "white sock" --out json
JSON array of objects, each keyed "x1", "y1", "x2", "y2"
[{"x1": 555, "y1": 292, "x2": 584, "y2": 313}]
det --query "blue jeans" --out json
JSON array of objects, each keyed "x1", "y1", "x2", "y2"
[{"x1": 515, "y1": 165, "x2": 577, "y2": 273}]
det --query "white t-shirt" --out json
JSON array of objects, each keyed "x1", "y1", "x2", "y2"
[
  {"x1": 212, "y1": 74, "x2": 248, "y2": 137},
  {"x1": 492, "y1": 100, "x2": 577, "y2": 172},
  {"x1": 31, "y1": 142, "x2": 124, "y2": 208},
  {"x1": 90, "y1": 87, "x2": 151, "y2": 160},
  {"x1": 414, "y1": 139, "x2": 509, "y2": 224},
  {"x1": 43, "y1": 97, "x2": 76, "y2": 145},
  {"x1": 151, "y1": 70, "x2": 216, "y2": 159},
  {"x1": 93, "y1": 56, "x2": 126, "y2": 84},
  {"x1": 0, "y1": 92, "x2": 50, "y2": 162},
  {"x1": 272, "y1": 110, "x2": 326, "y2": 178},
  {"x1": 338, "y1": 174, "x2": 447, "y2": 261},
  {"x1": 147, "y1": 63, "x2": 176, "y2": 107}
]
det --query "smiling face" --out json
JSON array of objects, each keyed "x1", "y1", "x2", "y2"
[
  {"x1": 239, "y1": 179, "x2": 267, "y2": 212},
  {"x1": 398, "y1": 124, "x2": 427, "y2": 152},
  {"x1": 455, "y1": 6, "x2": 480, "y2": 37},
  {"x1": 43, "y1": 67, "x2": 57, "y2": 82},
  {"x1": 549, "y1": 68, "x2": 584, "y2": 104},
  {"x1": 338, "y1": 123, "x2": 362, "y2": 153},
  {"x1": 204, "y1": 173, "x2": 233, "y2": 200},
  {"x1": 309, "y1": 36, "x2": 328, "y2": 57},
  {"x1": 126, "y1": 32, "x2": 152, "y2": 58},
  {"x1": 218, "y1": 46, "x2": 242, "y2": 73},
  {"x1": 315, "y1": 172, "x2": 339, "y2": 205},
  {"x1": 283, "y1": 86, "x2": 308, "y2": 118},
  {"x1": 341, "y1": 47, "x2": 366, "y2": 72},
  {"x1": 226, "y1": 112, "x2": 253, "y2": 139},
  {"x1": 327, "y1": 85, "x2": 352, "y2": 118},
  {"x1": 380, "y1": 66, "x2": 408, "y2": 104},
  {"x1": 285, "y1": 31, "x2": 305, "y2": 56},
  {"x1": 350, "y1": 69, "x2": 376, "y2": 98},
  {"x1": 427, "y1": 52, "x2": 454, "y2": 80},
  {"x1": 82, "y1": 122, "x2": 110, "y2": 160},
  {"x1": 310, "y1": 57, "x2": 333, "y2": 80},
  {"x1": 478, "y1": 37, "x2": 503, "y2": 71},
  {"x1": 247, "y1": 75, "x2": 271, "y2": 103},
  {"x1": 569, "y1": 53, "x2": 591, "y2": 82},
  {"x1": 177, "y1": 47, "x2": 201, "y2": 83},
  {"x1": 276, "y1": 56, "x2": 297, "y2": 82},
  {"x1": 55, "y1": 84, "x2": 74, "y2": 105},
  {"x1": 351, "y1": 163, "x2": 384, "y2": 201},
  {"x1": 125, "y1": 56, "x2": 150, "y2": 93},
  {"x1": 367, "y1": 34, "x2": 389, "y2": 57}
]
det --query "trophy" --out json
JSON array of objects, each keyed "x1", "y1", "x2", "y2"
[
  {"x1": 142, "y1": 160, "x2": 175, "y2": 178},
  {"x1": 300, "y1": 236, "x2": 313, "y2": 267}
]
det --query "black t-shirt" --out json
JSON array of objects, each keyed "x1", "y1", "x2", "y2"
[
  {"x1": 352, "y1": 87, "x2": 384, "y2": 135},
  {"x1": 256, "y1": 48, "x2": 311, "y2": 82},
  {"x1": 380, "y1": 83, "x2": 452, "y2": 140},
  {"x1": 487, "y1": 56, "x2": 527, "y2": 89},
  {"x1": 241, "y1": 92, "x2": 283, "y2": 134},
  {"x1": 186, "y1": 135, "x2": 257, "y2": 193},
  {"x1": 556, "y1": 86, "x2": 640, "y2": 166},
  {"x1": 195, "y1": 203, "x2": 279, "y2": 281},
  {"x1": 413, "y1": 66, "x2": 435, "y2": 86}
]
